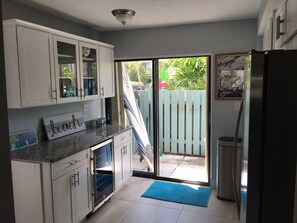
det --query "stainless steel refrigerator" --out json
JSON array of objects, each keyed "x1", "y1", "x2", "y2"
[{"x1": 234, "y1": 50, "x2": 297, "y2": 223}]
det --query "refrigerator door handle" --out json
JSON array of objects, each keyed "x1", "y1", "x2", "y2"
[{"x1": 233, "y1": 98, "x2": 243, "y2": 217}]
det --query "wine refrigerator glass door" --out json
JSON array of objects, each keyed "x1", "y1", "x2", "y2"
[{"x1": 91, "y1": 139, "x2": 114, "y2": 211}]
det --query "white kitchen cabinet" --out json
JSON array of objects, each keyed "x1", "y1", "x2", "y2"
[
  {"x1": 79, "y1": 42, "x2": 100, "y2": 100},
  {"x1": 53, "y1": 37, "x2": 101, "y2": 103},
  {"x1": 11, "y1": 149, "x2": 91, "y2": 223},
  {"x1": 3, "y1": 19, "x2": 115, "y2": 108},
  {"x1": 52, "y1": 170, "x2": 75, "y2": 223},
  {"x1": 11, "y1": 161, "x2": 45, "y2": 223},
  {"x1": 274, "y1": 0, "x2": 297, "y2": 49},
  {"x1": 114, "y1": 130, "x2": 132, "y2": 191},
  {"x1": 11, "y1": 161, "x2": 54, "y2": 223},
  {"x1": 53, "y1": 36, "x2": 80, "y2": 103},
  {"x1": 284, "y1": 0, "x2": 297, "y2": 43},
  {"x1": 52, "y1": 152, "x2": 91, "y2": 223},
  {"x1": 275, "y1": 1, "x2": 286, "y2": 49},
  {"x1": 75, "y1": 162, "x2": 91, "y2": 222},
  {"x1": 3, "y1": 25, "x2": 56, "y2": 108},
  {"x1": 263, "y1": 17, "x2": 274, "y2": 50},
  {"x1": 99, "y1": 46, "x2": 115, "y2": 98}
]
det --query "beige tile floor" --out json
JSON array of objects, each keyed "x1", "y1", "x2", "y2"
[
  {"x1": 133, "y1": 154, "x2": 208, "y2": 182},
  {"x1": 84, "y1": 177, "x2": 240, "y2": 223}
]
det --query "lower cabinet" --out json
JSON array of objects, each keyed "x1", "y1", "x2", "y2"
[
  {"x1": 11, "y1": 149, "x2": 91, "y2": 223},
  {"x1": 75, "y1": 163, "x2": 91, "y2": 222},
  {"x1": 11, "y1": 161, "x2": 45, "y2": 223},
  {"x1": 11, "y1": 131, "x2": 133, "y2": 223},
  {"x1": 52, "y1": 159, "x2": 90, "y2": 223},
  {"x1": 114, "y1": 130, "x2": 132, "y2": 191}
]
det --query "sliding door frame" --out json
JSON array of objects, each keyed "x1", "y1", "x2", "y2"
[{"x1": 115, "y1": 55, "x2": 211, "y2": 186}]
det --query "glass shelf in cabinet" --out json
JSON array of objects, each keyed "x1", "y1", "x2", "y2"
[
  {"x1": 58, "y1": 54, "x2": 75, "y2": 58},
  {"x1": 83, "y1": 58, "x2": 96, "y2": 62}
]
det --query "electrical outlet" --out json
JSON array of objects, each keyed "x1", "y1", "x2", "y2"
[{"x1": 84, "y1": 103, "x2": 88, "y2": 112}]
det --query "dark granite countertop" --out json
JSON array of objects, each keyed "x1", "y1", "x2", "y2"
[{"x1": 10, "y1": 125, "x2": 132, "y2": 163}]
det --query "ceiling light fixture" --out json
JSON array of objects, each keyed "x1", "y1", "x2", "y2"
[{"x1": 112, "y1": 9, "x2": 136, "y2": 25}]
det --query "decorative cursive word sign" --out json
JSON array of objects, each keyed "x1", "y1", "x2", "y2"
[{"x1": 42, "y1": 112, "x2": 86, "y2": 141}]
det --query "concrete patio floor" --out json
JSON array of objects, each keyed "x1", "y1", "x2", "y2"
[{"x1": 133, "y1": 153, "x2": 208, "y2": 182}]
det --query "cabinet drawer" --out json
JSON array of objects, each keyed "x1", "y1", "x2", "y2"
[
  {"x1": 51, "y1": 149, "x2": 89, "y2": 180},
  {"x1": 114, "y1": 130, "x2": 132, "y2": 147}
]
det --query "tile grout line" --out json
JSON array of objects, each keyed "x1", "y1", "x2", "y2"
[
  {"x1": 119, "y1": 200, "x2": 138, "y2": 223},
  {"x1": 181, "y1": 208, "x2": 235, "y2": 220},
  {"x1": 175, "y1": 208, "x2": 183, "y2": 223}
]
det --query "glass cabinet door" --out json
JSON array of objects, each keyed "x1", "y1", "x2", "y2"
[
  {"x1": 55, "y1": 37, "x2": 79, "y2": 101},
  {"x1": 80, "y1": 43, "x2": 99, "y2": 99}
]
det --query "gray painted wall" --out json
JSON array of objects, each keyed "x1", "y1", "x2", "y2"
[
  {"x1": 2, "y1": 0, "x2": 100, "y2": 40},
  {"x1": 2, "y1": 0, "x2": 102, "y2": 138},
  {"x1": 101, "y1": 19, "x2": 257, "y2": 187},
  {"x1": 8, "y1": 101, "x2": 102, "y2": 140}
]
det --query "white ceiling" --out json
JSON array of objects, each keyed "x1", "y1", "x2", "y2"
[{"x1": 16, "y1": 0, "x2": 263, "y2": 31}]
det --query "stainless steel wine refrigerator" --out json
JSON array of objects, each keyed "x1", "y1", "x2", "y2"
[{"x1": 90, "y1": 139, "x2": 114, "y2": 212}]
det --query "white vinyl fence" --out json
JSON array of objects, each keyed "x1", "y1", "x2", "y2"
[{"x1": 133, "y1": 90, "x2": 207, "y2": 157}]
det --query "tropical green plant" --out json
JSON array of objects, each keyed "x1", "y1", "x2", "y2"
[
  {"x1": 61, "y1": 66, "x2": 74, "y2": 82},
  {"x1": 124, "y1": 61, "x2": 152, "y2": 84},
  {"x1": 161, "y1": 57, "x2": 207, "y2": 90}
]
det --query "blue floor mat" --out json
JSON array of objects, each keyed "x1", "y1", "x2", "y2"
[{"x1": 142, "y1": 181, "x2": 211, "y2": 207}]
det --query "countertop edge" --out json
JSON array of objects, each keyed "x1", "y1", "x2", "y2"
[{"x1": 11, "y1": 125, "x2": 132, "y2": 163}]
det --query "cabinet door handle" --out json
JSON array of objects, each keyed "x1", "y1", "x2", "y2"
[
  {"x1": 79, "y1": 88, "x2": 82, "y2": 99},
  {"x1": 276, "y1": 15, "x2": 285, "y2": 40},
  {"x1": 81, "y1": 88, "x2": 85, "y2": 99},
  {"x1": 74, "y1": 172, "x2": 79, "y2": 186},
  {"x1": 101, "y1": 87, "x2": 104, "y2": 97},
  {"x1": 82, "y1": 88, "x2": 85, "y2": 98},
  {"x1": 122, "y1": 145, "x2": 127, "y2": 155}
]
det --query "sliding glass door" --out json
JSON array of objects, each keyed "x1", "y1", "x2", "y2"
[
  {"x1": 120, "y1": 60, "x2": 154, "y2": 174},
  {"x1": 116, "y1": 56, "x2": 210, "y2": 184},
  {"x1": 158, "y1": 57, "x2": 208, "y2": 182}
]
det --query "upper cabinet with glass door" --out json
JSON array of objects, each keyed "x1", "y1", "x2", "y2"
[
  {"x1": 79, "y1": 42, "x2": 99, "y2": 100},
  {"x1": 3, "y1": 19, "x2": 114, "y2": 108},
  {"x1": 54, "y1": 36, "x2": 80, "y2": 103}
]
